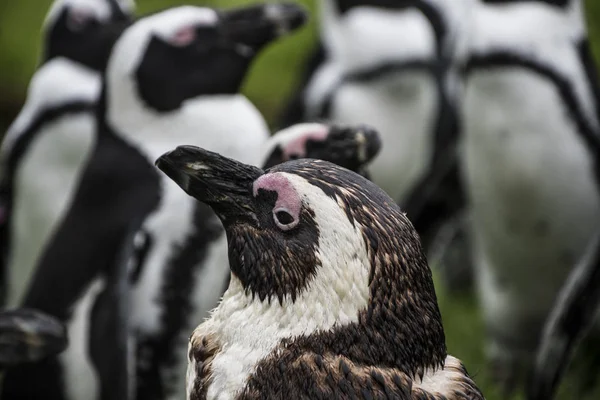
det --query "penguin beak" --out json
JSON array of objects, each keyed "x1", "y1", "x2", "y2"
[
  {"x1": 317, "y1": 124, "x2": 382, "y2": 172},
  {"x1": 0, "y1": 309, "x2": 68, "y2": 367},
  {"x1": 156, "y1": 146, "x2": 263, "y2": 225},
  {"x1": 219, "y1": 3, "x2": 307, "y2": 55}
]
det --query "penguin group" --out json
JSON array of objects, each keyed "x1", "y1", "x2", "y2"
[{"x1": 1, "y1": 0, "x2": 600, "y2": 399}]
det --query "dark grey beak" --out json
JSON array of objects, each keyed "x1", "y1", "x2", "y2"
[
  {"x1": 156, "y1": 146, "x2": 263, "y2": 225},
  {"x1": 219, "y1": 3, "x2": 308, "y2": 55},
  {"x1": 324, "y1": 124, "x2": 381, "y2": 169},
  {"x1": 0, "y1": 309, "x2": 68, "y2": 367}
]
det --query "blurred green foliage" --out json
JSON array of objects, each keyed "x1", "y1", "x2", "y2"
[{"x1": 1, "y1": 1, "x2": 600, "y2": 399}]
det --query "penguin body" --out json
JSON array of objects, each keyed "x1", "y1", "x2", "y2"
[
  {"x1": 156, "y1": 149, "x2": 484, "y2": 400},
  {"x1": 0, "y1": 0, "x2": 134, "y2": 306},
  {"x1": 281, "y1": 0, "x2": 471, "y2": 203},
  {"x1": 461, "y1": 0, "x2": 600, "y2": 381}
]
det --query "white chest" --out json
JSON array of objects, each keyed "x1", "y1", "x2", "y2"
[
  {"x1": 9, "y1": 113, "x2": 95, "y2": 305},
  {"x1": 332, "y1": 71, "x2": 438, "y2": 201},
  {"x1": 462, "y1": 68, "x2": 600, "y2": 303}
]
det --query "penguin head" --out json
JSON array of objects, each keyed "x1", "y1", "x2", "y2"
[
  {"x1": 157, "y1": 147, "x2": 446, "y2": 374},
  {"x1": 105, "y1": 4, "x2": 307, "y2": 113},
  {"x1": 262, "y1": 123, "x2": 381, "y2": 176},
  {"x1": 42, "y1": 0, "x2": 134, "y2": 69}
]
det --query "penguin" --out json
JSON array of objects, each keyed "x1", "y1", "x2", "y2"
[
  {"x1": 280, "y1": 0, "x2": 467, "y2": 202},
  {"x1": 459, "y1": 0, "x2": 600, "y2": 389},
  {"x1": 2, "y1": 5, "x2": 307, "y2": 400},
  {"x1": 0, "y1": 0, "x2": 135, "y2": 307},
  {"x1": 278, "y1": 0, "x2": 475, "y2": 290},
  {"x1": 156, "y1": 146, "x2": 484, "y2": 400},
  {"x1": 0, "y1": 308, "x2": 68, "y2": 370},
  {"x1": 261, "y1": 122, "x2": 381, "y2": 177}
]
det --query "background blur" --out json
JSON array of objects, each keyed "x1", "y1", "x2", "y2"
[{"x1": 1, "y1": 1, "x2": 600, "y2": 399}]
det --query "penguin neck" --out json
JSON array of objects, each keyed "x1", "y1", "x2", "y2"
[{"x1": 101, "y1": 81, "x2": 270, "y2": 166}]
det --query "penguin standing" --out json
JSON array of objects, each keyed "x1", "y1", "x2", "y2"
[
  {"x1": 0, "y1": 0, "x2": 134, "y2": 306},
  {"x1": 460, "y1": 0, "x2": 600, "y2": 388},
  {"x1": 279, "y1": 0, "x2": 475, "y2": 289},
  {"x1": 2, "y1": 5, "x2": 307, "y2": 400},
  {"x1": 156, "y1": 147, "x2": 484, "y2": 400},
  {"x1": 280, "y1": 0, "x2": 471, "y2": 203}
]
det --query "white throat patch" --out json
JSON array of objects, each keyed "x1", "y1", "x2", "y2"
[{"x1": 189, "y1": 172, "x2": 372, "y2": 400}]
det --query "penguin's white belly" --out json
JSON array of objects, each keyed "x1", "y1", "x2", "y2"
[
  {"x1": 463, "y1": 69, "x2": 600, "y2": 330},
  {"x1": 331, "y1": 70, "x2": 437, "y2": 201},
  {"x1": 9, "y1": 113, "x2": 95, "y2": 305}
]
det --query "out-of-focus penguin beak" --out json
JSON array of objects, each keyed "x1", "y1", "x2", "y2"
[
  {"x1": 156, "y1": 146, "x2": 263, "y2": 226},
  {"x1": 316, "y1": 124, "x2": 381, "y2": 171},
  {"x1": 0, "y1": 308, "x2": 68, "y2": 367},
  {"x1": 219, "y1": 3, "x2": 308, "y2": 55}
]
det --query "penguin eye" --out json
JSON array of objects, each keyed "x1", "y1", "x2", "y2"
[
  {"x1": 170, "y1": 26, "x2": 197, "y2": 47},
  {"x1": 67, "y1": 8, "x2": 96, "y2": 31},
  {"x1": 273, "y1": 208, "x2": 298, "y2": 231}
]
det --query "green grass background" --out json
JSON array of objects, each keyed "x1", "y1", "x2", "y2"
[{"x1": 1, "y1": 1, "x2": 600, "y2": 398}]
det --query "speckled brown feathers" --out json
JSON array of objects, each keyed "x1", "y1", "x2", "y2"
[
  {"x1": 157, "y1": 152, "x2": 484, "y2": 399},
  {"x1": 240, "y1": 353, "x2": 483, "y2": 399},
  {"x1": 188, "y1": 333, "x2": 221, "y2": 400}
]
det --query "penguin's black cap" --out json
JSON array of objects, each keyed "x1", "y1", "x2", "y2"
[
  {"x1": 157, "y1": 146, "x2": 446, "y2": 377},
  {"x1": 116, "y1": 3, "x2": 307, "y2": 112},
  {"x1": 0, "y1": 308, "x2": 68, "y2": 368},
  {"x1": 42, "y1": 0, "x2": 134, "y2": 70}
]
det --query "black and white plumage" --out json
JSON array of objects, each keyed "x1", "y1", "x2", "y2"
[
  {"x1": 2, "y1": 5, "x2": 307, "y2": 400},
  {"x1": 280, "y1": 0, "x2": 470, "y2": 206},
  {"x1": 0, "y1": 0, "x2": 134, "y2": 307},
  {"x1": 0, "y1": 308, "x2": 68, "y2": 370},
  {"x1": 262, "y1": 122, "x2": 381, "y2": 177},
  {"x1": 460, "y1": 0, "x2": 600, "y2": 388},
  {"x1": 156, "y1": 146, "x2": 484, "y2": 400}
]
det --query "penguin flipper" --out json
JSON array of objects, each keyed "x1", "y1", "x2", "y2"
[
  {"x1": 529, "y1": 230, "x2": 600, "y2": 400},
  {"x1": 89, "y1": 219, "x2": 144, "y2": 400}
]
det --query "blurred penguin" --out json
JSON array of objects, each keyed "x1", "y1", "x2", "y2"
[
  {"x1": 461, "y1": 0, "x2": 600, "y2": 391},
  {"x1": 279, "y1": 0, "x2": 475, "y2": 290},
  {"x1": 2, "y1": 5, "x2": 306, "y2": 399},
  {"x1": 0, "y1": 0, "x2": 134, "y2": 307}
]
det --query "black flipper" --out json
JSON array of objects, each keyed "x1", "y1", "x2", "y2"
[
  {"x1": 528, "y1": 229, "x2": 600, "y2": 400},
  {"x1": 89, "y1": 217, "x2": 145, "y2": 400},
  {"x1": 0, "y1": 308, "x2": 68, "y2": 369},
  {"x1": 0, "y1": 130, "x2": 160, "y2": 399}
]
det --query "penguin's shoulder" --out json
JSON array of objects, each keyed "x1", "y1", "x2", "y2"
[{"x1": 2, "y1": 58, "x2": 99, "y2": 158}]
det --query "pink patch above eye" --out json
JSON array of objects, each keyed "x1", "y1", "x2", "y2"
[
  {"x1": 253, "y1": 173, "x2": 301, "y2": 220},
  {"x1": 171, "y1": 26, "x2": 196, "y2": 46},
  {"x1": 67, "y1": 8, "x2": 93, "y2": 30},
  {"x1": 283, "y1": 126, "x2": 329, "y2": 159}
]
